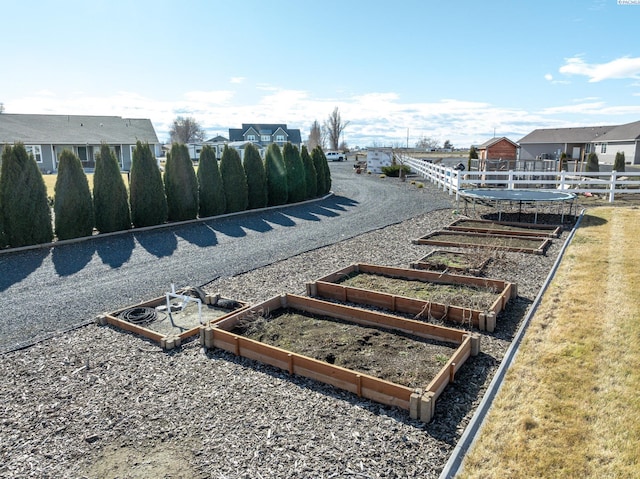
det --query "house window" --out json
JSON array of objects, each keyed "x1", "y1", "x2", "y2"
[
  {"x1": 275, "y1": 135, "x2": 285, "y2": 142},
  {"x1": 246, "y1": 134, "x2": 256, "y2": 142},
  {"x1": 25, "y1": 145, "x2": 42, "y2": 163},
  {"x1": 601, "y1": 143, "x2": 607, "y2": 154},
  {"x1": 261, "y1": 135, "x2": 271, "y2": 142},
  {"x1": 585, "y1": 143, "x2": 591, "y2": 154}
]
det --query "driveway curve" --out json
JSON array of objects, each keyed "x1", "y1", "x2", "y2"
[{"x1": 0, "y1": 162, "x2": 455, "y2": 353}]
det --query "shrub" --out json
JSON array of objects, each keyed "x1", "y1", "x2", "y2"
[
  {"x1": 197, "y1": 145, "x2": 226, "y2": 217},
  {"x1": 559, "y1": 152, "x2": 568, "y2": 172},
  {"x1": 301, "y1": 145, "x2": 317, "y2": 199},
  {"x1": 585, "y1": 152, "x2": 600, "y2": 173},
  {"x1": 381, "y1": 164, "x2": 411, "y2": 177},
  {"x1": 311, "y1": 146, "x2": 331, "y2": 195},
  {"x1": 243, "y1": 143, "x2": 268, "y2": 209},
  {"x1": 0, "y1": 143, "x2": 53, "y2": 247},
  {"x1": 220, "y1": 145, "x2": 248, "y2": 213},
  {"x1": 614, "y1": 151, "x2": 626, "y2": 173},
  {"x1": 265, "y1": 143, "x2": 288, "y2": 206},
  {"x1": 130, "y1": 141, "x2": 167, "y2": 227},
  {"x1": 54, "y1": 149, "x2": 94, "y2": 240},
  {"x1": 93, "y1": 143, "x2": 131, "y2": 233},
  {"x1": 283, "y1": 143, "x2": 306, "y2": 203},
  {"x1": 164, "y1": 143, "x2": 198, "y2": 221}
]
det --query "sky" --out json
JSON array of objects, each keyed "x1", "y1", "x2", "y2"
[{"x1": 1, "y1": 0, "x2": 639, "y2": 148}]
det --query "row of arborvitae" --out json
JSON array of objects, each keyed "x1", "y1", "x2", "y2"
[{"x1": 0, "y1": 141, "x2": 331, "y2": 249}]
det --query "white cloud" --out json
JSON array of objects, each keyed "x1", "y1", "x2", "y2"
[
  {"x1": 559, "y1": 55, "x2": 640, "y2": 82},
  {"x1": 230, "y1": 77, "x2": 245, "y2": 84},
  {"x1": 545, "y1": 73, "x2": 553, "y2": 81},
  {"x1": 183, "y1": 90, "x2": 235, "y2": 105},
  {"x1": 5, "y1": 86, "x2": 639, "y2": 147}
]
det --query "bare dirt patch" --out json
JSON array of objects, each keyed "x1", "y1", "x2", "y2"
[
  {"x1": 235, "y1": 309, "x2": 457, "y2": 389},
  {"x1": 337, "y1": 272, "x2": 501, "y2": 311}
]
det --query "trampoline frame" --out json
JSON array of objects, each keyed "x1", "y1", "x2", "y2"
[{"x1": 458, "y1": 188, "x2": 576, "y2": 223}]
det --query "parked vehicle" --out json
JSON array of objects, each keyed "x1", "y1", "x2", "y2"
[{"x1": 326, "y1": 151, "x2": 345, "y2": 161}]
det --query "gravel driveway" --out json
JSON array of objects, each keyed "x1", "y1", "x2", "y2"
[{"x1": 0, "y1": 162, "x2": 454, "y2": 353}]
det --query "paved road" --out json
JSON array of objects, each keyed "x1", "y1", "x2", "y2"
[{"x1": 0, "y1": 162, "x2": 455, "y2": 353}]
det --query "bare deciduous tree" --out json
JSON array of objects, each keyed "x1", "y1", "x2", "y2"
[
  {"x1": 324, "y1": 107, "x2": 349, "y2": 150},
  {"x1": 307, "y1": 120, "x2": 323, "y2": 150},
  {"x1": 169, "y1": 116, "x2": 206, "y2": 144},
  {"x1": 415, "y1": 136, "x2": 440, "y2": 150}
]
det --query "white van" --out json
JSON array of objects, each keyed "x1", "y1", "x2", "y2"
[{"x1": 325, "y1": 151, "x2": 345, "y2": 161}]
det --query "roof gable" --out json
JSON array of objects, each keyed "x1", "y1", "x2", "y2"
[
  {"x1": 478, "y1": 137, "x2": 518, "y2": 149},
  {"x1": 0, "y1": 113, "x2": 158, "y2": 145}
]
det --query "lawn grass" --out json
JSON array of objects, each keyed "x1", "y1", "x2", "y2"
[
  {"x1": 458, "y1": 206, "x2": 640, "y2": 478},
  {"x1": 42, "y1": 173, "x2": 130, "y2": 197}
]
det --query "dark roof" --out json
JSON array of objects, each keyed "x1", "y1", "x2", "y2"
[
  {"x1": 517, "y1": 125, "x2": 615, "y2": 144},
  {"x1": 0, "y1": 113, "x2": 159, "y2": 144},
  {"x1": 205, "y1": 135, "x2": 228, "y2": 143},
  {"x1": 596, "y1": 120, "x2": 640, "y2": 142},
  {"x1": 228, "y1": 123, "x2": 302, "y2": 144},
  {"x1": 477, "y1": 137, "x2": 518, "y2": 149}
]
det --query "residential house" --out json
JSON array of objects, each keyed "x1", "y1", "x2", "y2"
[
  {"x1": 186, "y1": 135, "x2": 229, "y2": 161},
  {"x1": 518, "y1": 120, "x2": 640, "y2": 165},
  {"x1": 228, "y1": 123, "x2": 302, "y2": 152},
  {"x1": 0, "y1": 113, "x2": 160, "y2": 172}
]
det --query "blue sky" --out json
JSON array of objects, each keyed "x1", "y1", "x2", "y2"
[{"x1": 1, "y1": 0, "x2": 639, "y2": 147}]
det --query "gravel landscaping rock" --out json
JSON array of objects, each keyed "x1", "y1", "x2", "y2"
[{"x1": 0, "y1": 191, "x2": 569, "y2": 478}]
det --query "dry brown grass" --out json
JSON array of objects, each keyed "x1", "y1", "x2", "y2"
[
  {"x1": 458, "y1": 206, "x2": 640, "y2": 479},
  {"x1": 42, "y1": 173, "x2": 129, "y2": 197}
]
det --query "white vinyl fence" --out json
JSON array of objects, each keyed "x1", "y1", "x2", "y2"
[{"x1": 403, "y1": 156, "x2": 640, "y2": 203}]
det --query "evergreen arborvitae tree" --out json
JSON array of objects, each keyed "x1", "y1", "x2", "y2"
[
  {"x1": 54, "y1": 149, "x2": 94, "y2": 240},
  {"x1": 301, "y1": 145, "x2": 317, "y2": 198},
  {"x1": 311, "y1": 146, "x2": 326, "y2": 197},
  {"x1": 164, "y1": 143, "x2": 198, "y2": 221},
  {"x1": 197, "y1": 145, "x2": 226, "y2": 217},
  {"x1": 130, "y1": 141, "x2": 167, "y2": 227},
  {"x1": 614, "y1": 151, "x2": 626, "y2": 172},
  {"x1": 265, "y1": 143, "x2": 288, "y2": 206},
  {"x1": 0, "y1": 143, "x2": 53, "y2": 247},
  {"x1": 321, "y1": 148, "x2": 332, "y2": 194},
  {"x1": 243, "y1": 143, "x2": 268, "y2": 209},
  {"x1": 219, "y1": 145, "x2": 248, "y2": 213},
  {"x1": 93, "y1": 144, "x2": 131, "y2": 233},
  {"x1": 468, "y1": 145, "x2": 478, "y2": 170},
  {"x1": 283, "y1": 143, "x2": 306, "y2": 203},
  {"x1": 585, "y1": 152, "x2": 600, "y2": 173}
]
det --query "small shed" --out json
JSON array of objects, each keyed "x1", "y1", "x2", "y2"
[
  {"x1": 477, "y1": 137, "x2": 518, "y2": 171},
  {"x1": 367, "y1": 148, "x2": 393, "y2": 173}
]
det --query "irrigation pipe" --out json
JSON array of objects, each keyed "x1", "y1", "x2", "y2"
[{"x1": 438, "y1": 208, "x2": 587, "y2": 479}]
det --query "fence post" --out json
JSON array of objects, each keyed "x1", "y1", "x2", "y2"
[
  {"x1": 559, "y1": 170, "x2": 566, "y2": 190},
  {"x1": 508, "y1": 170, "x2": 514, "y2": 189},
  {"x1": 609, "y1": 170, "x2": 617, "y2": 203},
  {"x1": 455, "y1": 171, "x2": 461, "y2": 200}
]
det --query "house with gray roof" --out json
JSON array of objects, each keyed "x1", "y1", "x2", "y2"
[
  {"x1": 228, "y1": 123, "x2": 302, "y2": 151},
  {"x1": 518, "y1": 120, "x2": 640, "y2": 165},
  {"x1": 0, "y1": 113, "x2": 160, "y2": 173}
]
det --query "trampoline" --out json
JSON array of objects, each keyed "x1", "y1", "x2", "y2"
[{"x1": 458, "y1": 188, "x2": 576, "y2": 223}]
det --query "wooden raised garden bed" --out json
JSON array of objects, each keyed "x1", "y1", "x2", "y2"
[
  {"x1": 200, "y1": 293, "x2": 480, "y2": 423},
  {"x1": 306, "y1": 263, "x2": 516, "y2": 332},
  {"x1": 412, "y1": 230, "x2": 551, "y2": 255},
  {"x1": 101, "y1": 287, "x2": 247, "y2": 350},
  {"x1": 445, "y1": 218, "x2": 561, "y2": 238},
  {"x1": 410, "y1": 249, "x2": 490, "y2": 276}
]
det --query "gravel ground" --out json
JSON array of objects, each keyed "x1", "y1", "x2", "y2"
[
  {"x1": 0, "y1": 162, "x2": 454, "y2": 353},
  {"x1": 0, "y1": 181, "x2": 570, "y2": 479}
]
